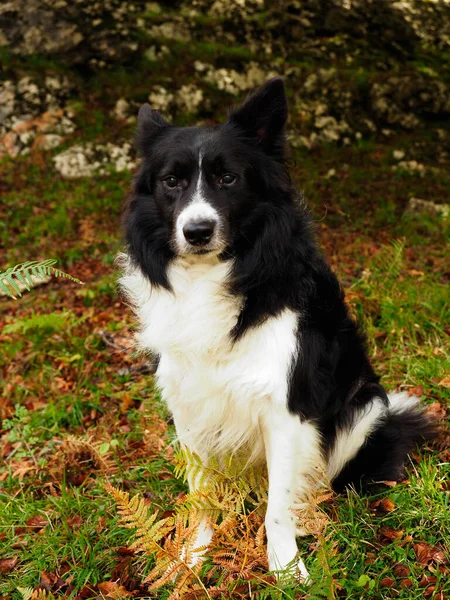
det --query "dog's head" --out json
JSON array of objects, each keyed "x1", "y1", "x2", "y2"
[{"x1": 127, "y1": 78, "x2": 291, "y2": 285}]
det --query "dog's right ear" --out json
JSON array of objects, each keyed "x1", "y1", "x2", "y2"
[
  {"x1": 227, "y1": 78, "x2": 287, "y2": 160},
  {"x1": 136, "y1": 103, "x2": 170, "y2": 152}
]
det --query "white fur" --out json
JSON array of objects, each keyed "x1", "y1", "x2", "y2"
[
  {"x1": 262, "y1": 409, "x2": 321, "y2": 579},
  {"x1": 388, "y1": 390, "x2": 421, "y2": 413},
  {"x1": 326, "y1": 391, "x2": 422, "y2": 482},
  {"x1": 327, "y1": 398, "x2": 386, "y2": 481},
  {"x1": 120, "y1": 255, "x2": 300, "y2": 462},
  {"x1": 119, "y1": 254, "x2": 317, "y2": 576}
]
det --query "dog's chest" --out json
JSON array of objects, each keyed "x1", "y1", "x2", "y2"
[
  {"x1": 135, "y1": 259, "x2": 241, "y2": 356},
  {"x1": 120, "y1": 258, "x2": 299, "y2": 454}
]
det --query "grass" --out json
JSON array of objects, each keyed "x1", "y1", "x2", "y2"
[{"x1": 1, "y1": 74, "x2": 449, "y2": 600}]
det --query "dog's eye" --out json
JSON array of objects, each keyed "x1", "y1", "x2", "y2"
[
  {"x1": 164, "y1": 176, "x2": 179, "y2": 188},
  {"x1": 218, "y1": 174, "x2": 236, "y2": 186}
]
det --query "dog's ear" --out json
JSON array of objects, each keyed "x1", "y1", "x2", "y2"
[
  {"x1": 136, "y1": 103, "x2": 170, "y2": 153},
  {"x1": 227, "y1": 78, "x2": 287, "y2": 158}
]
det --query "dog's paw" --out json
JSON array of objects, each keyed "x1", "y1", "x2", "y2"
[{"x1": 181, "y1": 519, "x2": 214, "y2": 568}]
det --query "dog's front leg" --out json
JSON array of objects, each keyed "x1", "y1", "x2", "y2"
[
  {"x1": 262, "y1": 409, "x2": 311, "y2": 581},
  {"x1": 183, "y1": 451, "x2": 214, "y2": 566},
  {"x1": 171, "y1": 409, "x2": 214, "y2": 567}
]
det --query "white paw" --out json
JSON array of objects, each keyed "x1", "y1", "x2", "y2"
[
  {"x1": 296, "y1": 557, "x2": 311, "y2": 584},
  {"x1": 180, "y1": 544, "x2": 206, "y2": 568},
  {"x1": 184, "y1": 519, "x2": 214, "y2": 568}
]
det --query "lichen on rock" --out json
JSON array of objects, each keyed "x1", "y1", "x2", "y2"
[
  {"x1": 0, "y1": 76, "x2": 75, "y2": 158},
  {"x1": 53, "y1": 142, "x2": 136, "y2": 178}
]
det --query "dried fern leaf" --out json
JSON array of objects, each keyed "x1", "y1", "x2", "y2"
[{"x1": 59, "y1": 435, "x2": 117, "y2": 474}]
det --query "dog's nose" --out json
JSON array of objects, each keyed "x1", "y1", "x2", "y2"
[{"x1": 183, "y1": 220, "x2": 215, "y2": 246}]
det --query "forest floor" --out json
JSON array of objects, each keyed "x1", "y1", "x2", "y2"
[{"x1": 1, "y1": 66, "x2": 450, "y2": 599}]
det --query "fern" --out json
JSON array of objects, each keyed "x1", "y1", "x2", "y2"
[
  {"x1": 56, "y1": 435, "x2": 118, "y2": 475},
  {"x1": 106, "y1": 484, "x2": 210, "y2": 599},
  {"x1": 17, "y1": 588, "x2": 34, "y2": 600},
  {"x1": 107, "y1": 448, "x2": 333, "y2": 598},
  {"x1": 17, "y1": 589, "x2": 56, "y2": 600},
  {"x1": 174, "y1": 448, "x2": 269, "y2": 522},
  {"x1": 0, "y1": 259, "x2": 83, "y2": 298},
  {"x1": 3, "y1": 310, "x2": 78, "y2": 335}
]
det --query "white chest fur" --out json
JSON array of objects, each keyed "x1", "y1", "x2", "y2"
[{"x1": 119, "y1": 255, "x2": 299, "y2": 461}]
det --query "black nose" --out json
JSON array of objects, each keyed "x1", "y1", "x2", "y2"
[{"x1": 183, "y1": 220, "x2": 215, "y2": 246}]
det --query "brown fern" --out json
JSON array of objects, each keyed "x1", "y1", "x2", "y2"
[
  {"x1": 107, "y1": 449, "x2": 334, "y2": 598},
  {"x1": 106, "y1": 485, "x2": 212, "y2": 599},
  {"x1": 54, "y1": 435, "x2": 117, "y2": 475}
]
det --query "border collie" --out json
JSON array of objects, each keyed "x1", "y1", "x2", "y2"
[{"x1": 118, "y1": 78, "x2": 434, "y2": 580}]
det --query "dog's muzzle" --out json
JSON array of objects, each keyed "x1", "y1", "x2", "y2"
[{"x1": 183, "y1": 220, "x2": 216, "y2": 246}]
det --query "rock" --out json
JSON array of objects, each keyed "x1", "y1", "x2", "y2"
[
  {"x1": 392, "y1": 160, "x2": 427, "y2": 177},
  {"x1": 406, "y1": 198, "x2": 449, "y2": 219},
  {"x1": 393, "y1": 150, "x2": 405, "y2": 160},
  {"x1": 147, "y1": 20, "x2": 191, "y2": 42},
  {"x1": 370, "y1": 75, "x2": 450, "y2": 129},
  {"x1": 33, "y1": 134, "x2": 64, "y2": 150},
  {"x1": 53, "y1": 142, "x2": 136, "y2": 178},
  {"x1": 148, "y1": 87, "x2": 174, "y2": 112},
  {"x1": 0, "y1": 88, "x2": 75, "y2": 158},
  {"x1": 202, "y1": 61, "x2": 278, "y2": 96},
  {"x1": 0, "y1": 75, "x2": 75, "y2": 157},
  {"x1": 176, "y1": 84, "x2": 204, "y2": 114},
  {"x1": 113, "y1": 98, "x2": 131, "y2": 121},
  {"x1": 0, "y1": 81, "x2": 16, "y2": 123},
  {"x1": 0, "y1": 0, "x2": 148, "y2": 67},
  {"x1": 144, "y1": 44, "x2": 170, "y2": 62}
]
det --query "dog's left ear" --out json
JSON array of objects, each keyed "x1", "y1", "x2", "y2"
[
  {"x1": 227, "y1": 77, "x2": 287, "y2": 158},
  {"x1": 136, "y1": 103, "x2": 170, "y2": 154}
]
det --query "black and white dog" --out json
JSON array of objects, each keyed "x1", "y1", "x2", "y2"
[{"x1": 119, "y1": 78, "x2": 433, "y2": 579}]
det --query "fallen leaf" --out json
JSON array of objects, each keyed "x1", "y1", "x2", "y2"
[
  {"x1": 393, "y1": 564, "x2": 410, "y2": 578},
  {"x1": 67, "y1": 515, "x2": 83, "y2": 530},
  {"x1": 380, "y1": 527, "x2": 404, "y2": 540},
  {"x1": 419, "y1": 575, "x2": 437, "y2": 587},
  {"x1": 26, "y1": 515, "x2": 48, "y2": 530},
  {"x1": 98, "y1": 581, "x2": 133, "y2": 598},
  {"x1": 426, "y1": 402, "x2": 447, "y2": 420},
  {"x1": 40, "y1": 571, "x2": 67, "y2": 592},
  {"x1": 364, "y1": 552, "x2": 376, "y2": 564},
  {"x1": 408, "y1": 386, "x2": 425, "y2": 398},
  {"x1": 0, "y1": 557, "x2": 18, "y2": 573},
  {"x1": 117, "y1": 546, "x2": 135, "y2": 556},
  {"x1": 414, "y1": 543, "x2": 448, "y2": 565},
  {"x1": 380, "y1": 498, "x2": 396, "y2": 512},
  {"x1": 96, "y1": 516, "x2": 107, "y2": 534},
  {"x1": 438, "y1": 376, "x2": 450, "y2": 388},
  {"x1": 380, "y1": 577, "x2": 395, "y2": 588}
]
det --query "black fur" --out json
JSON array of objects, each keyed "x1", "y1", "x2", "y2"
[{"x1": 124, "y1": 78, "x2": 435, "y2": 491}]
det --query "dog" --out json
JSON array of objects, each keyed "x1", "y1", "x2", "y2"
[{"x1": 118, "y1": 78, "x2": 434, "y2": 580}]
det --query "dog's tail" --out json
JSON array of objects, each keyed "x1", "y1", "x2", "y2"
[{"x1": 328, "y1": 391, "x2": 437, "y2": 492}]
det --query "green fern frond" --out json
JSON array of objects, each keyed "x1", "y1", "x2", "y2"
[
  {"x1": 173, "y1": 447, "x2": 269, "y2": 525},
  {"x1": 0, "y1": 259, "x2": 83, "y2": 299},
  {"x1": 3, "y1": 310, "x2": 78, "y2": 335}
]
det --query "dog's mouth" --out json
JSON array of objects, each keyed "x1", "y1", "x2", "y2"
[{"x1": 177, "y1": 238, "x2": 227, "y2": 257}]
